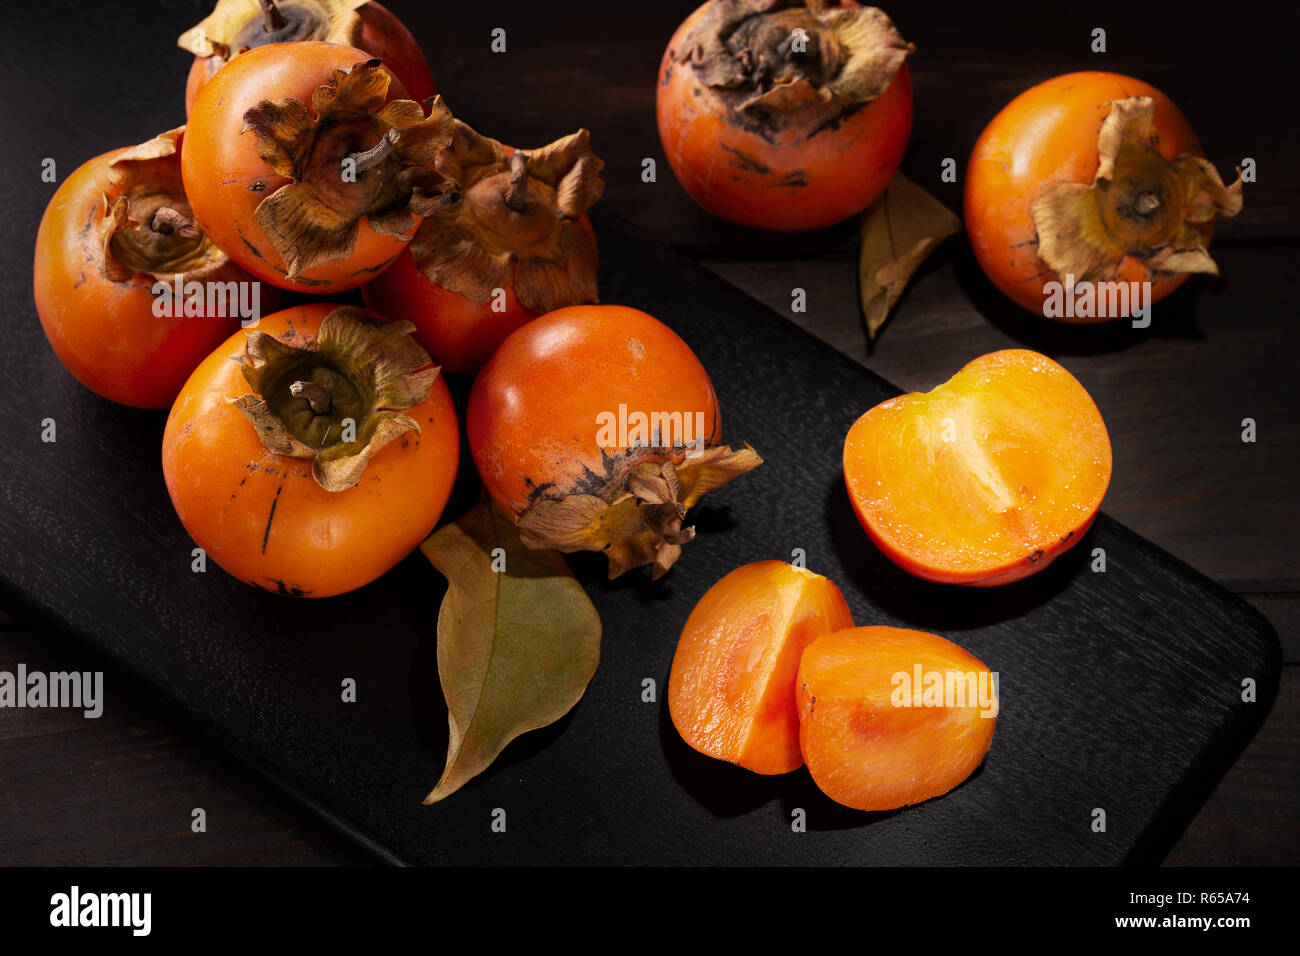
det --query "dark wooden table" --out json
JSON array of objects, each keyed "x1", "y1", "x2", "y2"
[{"x1": 1, "y1": 0, "x2": 1295, "y2": 865}]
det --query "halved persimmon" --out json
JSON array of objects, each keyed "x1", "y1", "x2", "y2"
[
  {"x1": 843, "y1": 349, "x2": 1111, "y2": 586},
  {"x1": 668, "y1": 561, "x2": 854, "y2": 774},
  {"x1": 797, "y1": 626, "x2": 997, "y2": 811}
]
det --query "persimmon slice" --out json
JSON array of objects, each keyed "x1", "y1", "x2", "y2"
[
  {"x1": 843, "y1": 349, "x2": 1111, "y2": 586},
  {"x1": 797, "y1": 626, "x2": 998, "y2": 812},
  {"x1": 668, "y1": 561, "x2": 854, "y2": 774}
]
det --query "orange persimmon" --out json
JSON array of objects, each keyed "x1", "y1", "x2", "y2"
[
  {"x1": 965, "y1": 71, "x2": 1242, "y2": 319},
  {"x1": 656, "y1": 1, "x2": 913, "y2": 231},
  {"x1": 162, "y1": 303, "x2": 459, "y2": 597},
  {"x1": 180, "y1": 0, "x2": 436, "y2": 116},
  {"x1": 797, "y1": 626, "x2": 998, "y2": 811},
  {"x1": 843, "y1": 349, "x2": 1111, "y2": 586},
  {"x1": 668, "y1": 561, "x2": 855, "y2": 774},
  {"x1": 182, "y1": 43, "x2": 452, "y2": 293},
  {"x1": 466, "y1": 304, "x2": 761, "y2": 579}
]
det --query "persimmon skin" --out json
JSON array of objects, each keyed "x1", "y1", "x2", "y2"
[
  {"x1": 656, "y1": 3, "x2": 913, "y2": 232},
  {"x1": 467, "y1": 305, "x2": 721, "y2": 519},
  {"x1": 843, "y1": 349, "x2": 1111, "y2": 587},
  {"x1": 965, "y1": 71, "x2": 1209, "y2": 318},
  {"x1": 362, "y1": 248, "x2": 534, "y2": 374},
  {"x1": 360, "y1": 212, "x2": 598, "y2": 376},
  {"x1": 182, "y1": 42, "x2": 415, "y2": 293},
  {"x1": 668, "y1": 561, "x2": 855, "y2": 774},
  {"x1": 162, "y1": 304, "x2": 459, "y2": 598},
  {"x1": 33, "y1": 147, "x2": 263, "y2": 409},
  {"x1": 798, "y1": 626, "x2": 997, "y2": 812},
  {"x1": 183, "y1": 2, "x2": 435, "y2": 116}
]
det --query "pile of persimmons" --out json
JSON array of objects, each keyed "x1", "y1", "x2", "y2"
[{"x1": 33, "y1": 1, "x2": 1242, "y2": 812}]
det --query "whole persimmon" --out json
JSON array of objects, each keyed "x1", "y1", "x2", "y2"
[
  {"x1": 668, "y1": 561, "x2": 855, "y2": 774},
  {"x1": 180, "y1": 0, "x2": 436, "y2": 116},
  {"x1": 842, "y1": 349, "x2": 1111, "y2": 586},
  {"x1": 657, "y1": 1, "x2": 913, "y2": 231},
  {"x1": 182, "y1": 42, "x2": 454, "y2": 293},
  {"x1": 965, "y1": 71, "x2": 1243, "y2": 319},
  {"x1": 363, "y1": 122, "x2": 604, "y2": 374},
  {"x1": 34, "y1": 127, "x2": 274, "y2": 409},
  {"x1": 162, "y1": 303, "x2": 459, "y2": 597},
  {"x1": 467, "y1": 305, "x2": 761, "y2": 579}
]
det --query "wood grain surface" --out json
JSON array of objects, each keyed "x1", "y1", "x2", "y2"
[{"x1": 0, "y1": 0, "x2": 1295, "y2": 865}]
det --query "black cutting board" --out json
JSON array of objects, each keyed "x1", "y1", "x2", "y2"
[{"x1": 0, "y1": 194, "x2": 1280, "y2": 864}]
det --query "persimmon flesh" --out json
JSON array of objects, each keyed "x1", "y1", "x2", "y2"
[
  {"x1": 843, "y1": 349, "x2": 1111, "y2": 586},
  {"x1": 668, "y1": 561, "x2": 855, "y2": 774},
  {"x1": 798, "y1": 626, "x2": 997, "y2": 811}
]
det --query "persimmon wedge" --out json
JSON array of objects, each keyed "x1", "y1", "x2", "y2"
[
  {"x1": 843, "y1": 349, "x2": 1111, "y2": 586},
  {"x1": 798, "y1": 626, "x2": 997, "y2": 812},
  {"x1": 668, "y1": 561, "x2": 854, "y2": 774}
]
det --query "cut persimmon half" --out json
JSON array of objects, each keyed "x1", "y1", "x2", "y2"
[
  {"x1": 843, "y1": 349, "x2": 1111, "y2": 586},
  {"x1": 797, "y1": 626, "x2": 998, "y2": 812},
  {"x1": 668, "y1": 561, "x2": 854, "y2": 775}
]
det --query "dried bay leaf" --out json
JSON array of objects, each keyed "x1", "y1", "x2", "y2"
[
  {"x1": 858, "y1": 172, "x2": 962, "y2": 342},
  {"x1": 420, "y1": 498, "x2": 601, "y2": 803}
]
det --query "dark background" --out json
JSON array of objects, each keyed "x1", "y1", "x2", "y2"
[{"x1": 0, "y1": 0, "x2": 1295, "y2": 864}]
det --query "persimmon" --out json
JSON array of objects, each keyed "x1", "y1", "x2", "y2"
[
  {"x1": 162, "y1": 303, "x2": 459, "y2": 597},
  {"x1": 668, "y1": 561, "x2": 854, "y2": 774},
  {"x1": 362, "y1": 122, "x2": 605, "y2": 374},
  {"x1": 182, "y1": 43, "x2": 454, "y2": 293},
  {"x1": 842, "y1": 349, "x2": 1111, "y2": 586},
  {"x1": 656, "y1": 1, "x2": 913, "y2": 231},
  {"x1": 965, "y1": 71, "x2": 1243, "y2": 319},
  {"x1": 797, "y1": 626, "x2": 998, "y2": 811},
  {"x1": 466, "y1": 305, "x2": 762, "y2": 579},
  {"x1": 33, "y1": 127, "x2": 274, "y2": 409},
  {"x1": 180, "y1": 0, "x2": 436, "y2": 115}
]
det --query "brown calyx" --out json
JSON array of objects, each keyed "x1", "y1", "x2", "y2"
[
  {"x1": 677, "y1": 0, "x2": 913, "y2": 112},
  {"x1": 408, "y1": 121, "x2": 605, "y2": 314},
  {"x1": 179, "y1": 0, "x2": 367, "y2": 58},
  {"x1": 516, "y1": 444, "x2": 764, "y2": 580},
  {"x1": 227, "y1": 306, "x2": 439, "y2": 491},
  {"x1": 1031, "y1": 97, "x2": 1244, "y2": 285},
  {"x1": 99, "y1": 127, "x2": 241, "y2": 284},
  {"x1": 241, "y1": 60, "x2": 454, "y2": 279}
]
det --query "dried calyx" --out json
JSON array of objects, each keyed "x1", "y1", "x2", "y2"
[
  {"x1": 242, "y1": 60, "x2": 454, "y2": 279},
  {"x1": 1031, "y1": 97, "x2": 1243, "y2": 284},
  {"x1": 517, "y1": 444, "x2": 764, "y2": 580},
  {"x1": 100, "y1": 127, "x2": 240, "y2": 284},
  {"x1": 179, "y1": 0, "x2": 367, "y2": 58},
  {"x1": 228, "y1": 307, "x2": 438, "y2": 491},
  {"x1": 409, "y1": 121, "x2": 605, "y2": 314},
  {"x1": 677, "y1": 0, "x2": 912, "y2": 112}
]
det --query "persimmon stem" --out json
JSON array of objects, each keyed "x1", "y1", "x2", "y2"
[
  {"x1": 290, "y1": 380, "x2": 332, "y2": 415},
  {"x1": 150, "y1": 206, "x2": 199, "y2": 239},
  {"x1": 505, "y1": 151, "x2": 529, "y2": 212},
  {"x1": 349, "y1": 129, "x2": 398, "y2": 174},
  {"x1": 1133, "y1": 191, "x2": 1160, "y2": 216},
  {"x1": 259, "y1": 0, "x2": 287, "y2": 32}
]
